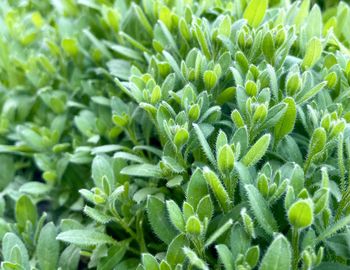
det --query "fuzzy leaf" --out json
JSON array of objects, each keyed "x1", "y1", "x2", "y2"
[
  {"x1": 241, "y1": 134, "x2": 271, "y2": 167},
  {"x1": 186, "y1": 169, "x2": 209, "y2": 208},
  {"x1": 216, "y1": 244, "x2": 234, "y2": 270},
  {"x1": 147, "y1": 196, "x2": 178, "y2": 244},
  {"x1": 203, "y1": 168, "x2": 231, "y2": 212},
  {"x1": 245, "y1": 185, "x2": 278, "y2": 235},
  {"x1": 37, "y1": 222, "x2": 59, "y2": 270},
  {"x1": 259, "y1": 234, "x2": 292, "y2": 270},
  {"x1": 121, "y1": 164, "x2": 163, "y2": 178},
  {"x1": 166, "y1": 234, "x2": 189, "y2": 267},
  {"x1": 56, "y1": 230, "x2": 116, "y2": 246},
  {"x1": 193, "y1": 123, "x2": 216, "y2": 167},
  {"x1": 166, "y1": 200, "x2": 185, "y2": 232},
  {"x1": 274, "y1": 98, "x2": 296, "y2": 144},
  {"x1": 243, "y1": 0, "x2": 268, "y2": 28}
]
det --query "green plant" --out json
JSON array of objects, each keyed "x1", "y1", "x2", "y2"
[{"x1": 1, "y1": 0, "x2": 350, "y2": 269}]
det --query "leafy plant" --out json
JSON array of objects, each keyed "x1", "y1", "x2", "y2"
[{"x1": 1, "y1": 0, "x2": 350, "y2": 269}]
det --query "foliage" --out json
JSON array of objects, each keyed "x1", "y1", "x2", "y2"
[{"x1": 1, "y1": 0, "x2": 350, "y2": 269}]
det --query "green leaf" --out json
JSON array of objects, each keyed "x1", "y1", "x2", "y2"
[
  {"x1": 0, "y1": 155, "x2": 15, "y2": 190},
  {"x1": 243, "y1": 0, "x2": 268, "y2": 28},
  {"x1": 15, "y1": 195, "x2": 37, "y2": 231},
  {"x1": 133, "y1": 3, "x2": 153, "y2": 36},
  {"x1": 274, "y1": 98, "x2": 296, "y2": 144},
  {"x1": 58, "y1": 245, "x2": 80, "y2": 270},
  {"x1": 92, "y1": 155, "x2": 114, "y2": 188},
  {"x1": 193, "y1": 123, "x2": 216, "y2": 167},
  {"x1": 19, "y1": 182, "x2": 51, "y2": 195},
  {"x1": 205, "y1": 219, "x2": 233, "y2": 247},
  {"x1": 246, "y1": 246, "x2": 260, "y2": 268},
  {"x1": 305, "y1": 127, "x2": 327, "y2": 171},
  {"x1": 98, "y1": 244, "x2": 128, "y2": 270},
  {"x1": 105, "y1": 42, "x2": 143, "y2": 61},
  {"x1": 259, "y1": 234, "x2": 292, "y2": 270},
  {"x1": 301, "y1": 38, "x2": 323, "y2": 70},
  {"x1": 121, "y1": 164, "x2": 162, "y2": 178},
  {"x1": 163, "y1": 51, "x2": 186, "y2": 82},
  {"x1": 183, "y1": 247, "x2": 208, "y2": 270},
  {"x1": 83, "y1": 206, "x2": 112, "y2": 224},
  {"x1": 2, "y1": 233, "x2": 30, "y2": 270},
  {"x1": 186, "y1": 168, "x2": 209, "y2": 209},
  {"x1": 216, "y1": 244, "x2": 234, "y2": 270},
  {"x1": 37, "y1": 222, "x2": 59, "y2": 270},
  {"x1": 314, "y1": 263, "x2": 350, "y2": 270},
  {"x1": 305, "y1": 5, "x2": 322, "y2": 41},
  {"x1": 326, "y1": 233, "x2": 350, "y2": 259},
  {"x1": 294, "y1": 0, "x2": 310, "y2": 28},
  {"x1": 166, "y1": 200, "x2": 185, "y2": 232},
  {"x1": 218, "y1": 16, "x2": 231, "y2": 37},
  {"x1": 194, "y1": 24, "x2": 211, "y2": 59},
  {"x1": 313, "y1": 188, "x2": 329, "y2": 215},
  {"x1": 241, "y1": 134, "x2": 271, "y2": 167},
  {"x1": 142, "y1": 254, "x2": 159, "y2": 270},
  {"x1": 166, "y1": 234, "x2": 189, "y2": 267},
  {"x1": 113, "y1": 152, "x2": 147, "y2": 164},
  {"x1": 314, "y1": 215, "x2": 350, "y2": 245},
  {"x1": 296, "y1": 81, "x2": 327, "y2": 104},
  {"x1": 196, "y1": 195, "x2": 214, "y2": 222},
  {"x1": 245, "y1": 185, "x2": 278, "y2": 235},
  {"x1": 262, "y1": 32, "x2": 275, "y2": 64},
  {"x1": 147, "y1": 196, "x2": 178, "y2": 244},
  {"x1": 203, "y1": 168, "x2": 231, "y2": 212},
  {"x1": 56, "y1": 230, "x2": 116, "y2": 246}
]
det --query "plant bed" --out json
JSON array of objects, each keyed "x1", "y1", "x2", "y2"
[{"x1": 1, "y1": 0, "x2": 350, "y2": 269}]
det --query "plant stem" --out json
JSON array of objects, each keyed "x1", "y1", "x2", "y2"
[
  {"x1": 113, "y1": 217, "x2": 137, "y2": 239},
  {"x1": 136, "y1": 211, "x2": 147, "y2": 253},
  {"x1": 292, "y1": 228, "x2": 300, "y2": 270}
]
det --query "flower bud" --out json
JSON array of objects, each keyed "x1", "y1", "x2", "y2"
[
  {"x1": 217, "y1": 144, "x2": 235, "y2": 175},
  {"x1": 189, "y1": 104, "x2": 200, "y2": 121},
  {"x1": 174, "y1": 128, "x2": 189, "y2": 149},
  {"x1": 288, "y1": 199, "x2": 314, "y2": 229},
  {"x1": 203, "y1": 70, "x2": 218, "y2": 90},
  {"x1": 151, "y1": 85, "x2": 162, "y2": 104},
  {"x1": 186, "y1": 216, "x2": 202, "y2": 235},
  {"x1": 245, "y1": 80, "x2": 258, "y2": 96},
  {"x1": 286, "y1": 73, "x2": 301, "y2": 96},
  {"x1": 257, "y1": 174, "x2": 269, "y2": 198},
  {"x1": 253, "y1": 104, "x2": 267, "y2": 123},
  {"x1": 231, "y1": 109, "x2": 245, "y2": 128},
  {"x1": 325, "y1": 72, "x2": 337, "y2": 89}
]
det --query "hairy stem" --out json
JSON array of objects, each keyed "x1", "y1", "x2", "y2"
[{"x1": 292, "y1": 228, "x2": 300, "y2": 270}]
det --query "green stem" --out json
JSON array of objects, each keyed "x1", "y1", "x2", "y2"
[
  {"x1": 110, "y1": 207, "x2": 138, "y2": 239},
  {"x1": 112, "y1": 217, "x2": 137, "y2": 239},
  {"x1": 126, "y1": 126, "x2": 139, "y2": 146},
  {"x1": 192, "y1": 237, "x2": 205, "y2": 259},
  {"x1": 127, "y1": 246, "x2": 141, "y2": 256},
  {"x1": 292, "y1": 228, "x2": 300, "y2": 270},
  {"x1": 136, "y1": 211, "x2": 147, "y2": 253}
]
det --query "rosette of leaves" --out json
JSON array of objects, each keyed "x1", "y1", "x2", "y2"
[{"x1": 1, "y1": 0, "x2": 350, "y2": 270}]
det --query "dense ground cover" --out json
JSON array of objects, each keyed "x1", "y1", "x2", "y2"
[{"x1": 1, "y1": 0, "x2": 350, "y2": 269}]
